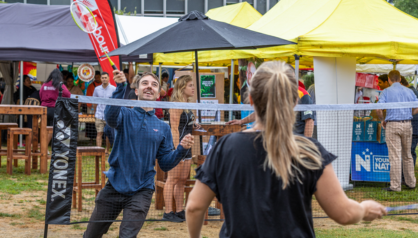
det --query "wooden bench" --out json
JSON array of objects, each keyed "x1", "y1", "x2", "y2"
[{"x1": 155, "y1": 124, "x2": 243, "y2": 224}]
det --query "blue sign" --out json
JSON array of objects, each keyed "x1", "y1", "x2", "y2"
[{"x1": 351, "y1": 142, "x2": 390, "y2": 182}]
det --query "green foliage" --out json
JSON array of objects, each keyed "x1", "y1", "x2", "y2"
[
  {"x1": 0, "y1": 213, "x2": 21, "y2": 218},
  {"x1": 394, "y1": 0, "x2": 418, "y2": 19},
  {"x1": 28, "y1": 206, "x2": 44, "y2": 221},
  {"x1": 154, "y1": 226, "x2": 168, "y2": 231},
  {"x1": 114, "y1": 6, "x2": 137, "y2": 16},
  {"x1": 302, "y1": 73, "x2": 314, "y2": 90}
]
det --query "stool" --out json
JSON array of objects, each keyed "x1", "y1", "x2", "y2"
[
  {"x1": 73, "y1": 146, "x2": 106, "y2": 212},
  {"x1": 7, "y1": 128, "x2": 32, "y2": 175},
  {"x1": 0, "y1": 123, "x2": 18, "y2": 168},
  {"x1": 32, "y1": 126, "x2": 53, "y2": 170}
]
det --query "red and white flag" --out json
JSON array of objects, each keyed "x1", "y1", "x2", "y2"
[{"x1": 74, "y1": 0, "x2": 121, "y2": 86}]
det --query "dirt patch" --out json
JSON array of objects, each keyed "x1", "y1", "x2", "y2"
[{"x1": 2, "y1": 190, "x2": 418, "y2": 237}]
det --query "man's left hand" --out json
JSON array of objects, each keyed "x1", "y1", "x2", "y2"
[
  {"x1": 180, "y1": 134, "x2": 194, "y2": 150},
  {"x1": 381, "y1": 121, "x2": 386, "y2": 129}
]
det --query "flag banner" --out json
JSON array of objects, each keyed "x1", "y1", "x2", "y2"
[
  {"x1": 45, "y1": 98, "x2": 79, "y2": 224},
  {"x1": 77, "y1": 0, "x2": 121, "y2": 86}
]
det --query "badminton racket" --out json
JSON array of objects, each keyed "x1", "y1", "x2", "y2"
[
  {"x1": 386, "y1": 204, "x2": 418, "y2": 212},
  {"x1": 70, "y1": 1, "x2": 118, "y2": 70}
]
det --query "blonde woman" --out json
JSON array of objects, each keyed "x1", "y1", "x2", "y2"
[
  {"x1": 163, "y1": 75, "x2": 199, "y2": 222},
  {"x1": 186, "y1": 61, "x2": 386, "y2": 237}
]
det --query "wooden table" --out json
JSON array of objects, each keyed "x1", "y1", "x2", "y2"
[{"x1": 0, "y1": 105, "x2": 48, "y2": 174}]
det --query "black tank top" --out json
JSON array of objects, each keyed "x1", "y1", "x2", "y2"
[{"x1": 170, "y1": 110, "x2": 194, "y2": 158}]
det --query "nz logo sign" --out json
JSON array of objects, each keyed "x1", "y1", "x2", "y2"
[
  {"x1": 352, "y1": 143, "x2": 391, "y2": 182},
  {"x1": 356, "y1": 148, "x2": 390, "y2": 172}
]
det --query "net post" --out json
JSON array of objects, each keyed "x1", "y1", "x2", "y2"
[
  {"x1": 229, "y1": 59, "x2": 234, "y2": 121},
  {"x1": 195, "y1": 50, "x2": 203, "y2": 155},
  {"x1": 43, "y1": 223, "x2": 48, "y2": 238}
]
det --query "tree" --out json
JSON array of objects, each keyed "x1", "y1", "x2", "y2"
[{"x1": 394, "y1": 0, "x2": 418, "y2": 19}]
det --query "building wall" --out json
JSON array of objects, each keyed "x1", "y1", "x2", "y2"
[{"x1": 6, "y1": 0, "x2": 280, "y2": 16}]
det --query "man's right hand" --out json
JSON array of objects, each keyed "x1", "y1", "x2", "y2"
[
  {"x1": 113, "y1": 70, "x2": 126, "y2": 84},
  {"x1": 226, "y1": 119, "x2": 243, "y2": 125}
]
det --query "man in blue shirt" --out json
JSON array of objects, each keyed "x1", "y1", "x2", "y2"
[
  {"x1": 377, "y1": 70, "x2": 418, "y2": 192},
  {"x1": 84, "y1": 71, "x2": 194, "y2": 238}
]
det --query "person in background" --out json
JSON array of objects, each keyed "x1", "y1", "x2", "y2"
[
  {"x1": 39, "y1": 69, "x2": 71, "y2": 143},
  {"x1": 163, "y1": 75, "x2": 199, "y2": 222},
  {"x1": 227, "y1": 65, "x2": 315, "y2": 138},
  {"x1": 66, "y1": 74, "x2": 84, "y2": 112},
  {"x1": 14, "y1": 75, "x2": 37, "y2": 104},
  {"x1": 93, "y1": 72, "x2": 116, "y2": 148},
  {"x1": 307, "y1": 78, "x2": 317, "y2": 139},
  {"x1": 401, "y1": 76, "x2": 418, "y2": 166},
  {"x1": 123, "y1": 62, "x2": 135, "y2": 99},
  {"x1": 85, "y1": 71, "x2": 102, "y2": 145},
  {"x1": 0, "y1": 77, "x2": 6, "y2": 94},
  {"x1": 161, "y1": 72, "x2": 169, "y2": 92},
  {"x1": 83, "y1": 71, "x2": 194, "y2": 238},
  {"x1": 66, "y1": 74, "x2": 83, "y2": 96},
  {"x1": 378, "y1": 74, "x2": 390, "y2": 90},
  {"x1": 186, "y1": 61, "x2": 386, "y2": 238},
  {"x1": 377, "y1": 70, "x2": 418, "y2": 192}
]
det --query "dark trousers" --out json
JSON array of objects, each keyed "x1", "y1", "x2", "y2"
[
  {"x1": 411, "y1": 134, "x2": 418, "y2": 167},
  {"x1": 84, "y1": 181, "x2": 154, "y2": 238},
  {"x1": 47, "y1": 107, "x2": 55, "y2": 126}
]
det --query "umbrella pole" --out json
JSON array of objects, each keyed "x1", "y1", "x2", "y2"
[{"x1": 195, "y1": 50, "x2": 203, "y2": 155}]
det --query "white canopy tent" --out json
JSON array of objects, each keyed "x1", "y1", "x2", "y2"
[{"x1": 116, "y1": 15, "x2": 178, "y2": 45}]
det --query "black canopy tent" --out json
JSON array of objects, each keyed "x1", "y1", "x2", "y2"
[
  {"x1": 107, "y1": 11, "x2": 295, "y2": 105},
  {"x1": 0, "y1": 3, "x2": 152, "y2": 107}
]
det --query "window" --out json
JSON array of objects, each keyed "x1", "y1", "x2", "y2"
[
  {"x1": 27, "y1": 0, "x2": 47, "y2": 4},
  {"x1": 256, "y1": 0, "x2": 266, "y2": 14},
  {"x1": 187, "y1": 0, "x2": 204, "y2": 13},
  {"x1": 121, "y1": 0, "x2": 141, "y2": 14},
  {"x1": 269, "y1": 0, "x2": 279, "y2": 9},
  {"x1": 144, "y1": 0, "x2": 163, "y2": 14},
  {"x1": 226, "y1": 0, "x2": 239, "y2": 5},
  {"x1": 208, "y1": 0, "x2": 223, "y2": 10},
  {"x1": 4, "y1": 0, "x2": 24, "y2": 3},
  {"x1": 109, "y1": 0, "x2": 118, "y2": 10},
  {"x1": 167, "y1": 0, "x2": 185, "y2": 15},
  {"x1": 50, "y1": 0, "x2": 71, "y2": 5}
]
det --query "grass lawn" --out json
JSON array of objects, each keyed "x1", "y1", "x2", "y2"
[{"x1": 316, "y1": 228, "x2": 418, "y2": 237}]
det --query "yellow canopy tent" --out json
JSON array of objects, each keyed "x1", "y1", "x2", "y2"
[
  {"x1": 152, "y1": 2, "x2": 262, "y2": 65},
  {"x1": 251, "y1": 0, "x2": 418, "y2": 62}
]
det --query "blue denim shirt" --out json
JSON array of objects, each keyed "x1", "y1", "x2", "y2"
[
  {"x1": 104, "y1": 83, "x2": 186, "y2": 195},
  {"x1": 378, "y1": 82, "x2": 418, "y2": 121}
]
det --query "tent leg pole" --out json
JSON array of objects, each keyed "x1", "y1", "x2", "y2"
[
  {"x1": 294, "y1": 55, "x2": 300, "y2": 82},
  {"x1": 229, "y1": 59, "x2": 234, "y2": 121},
  {"x1": 159, "y1": 63, "x2": 162, "y2": 84},
  {"x1": 415, "y1": 66, "x2": 417, "y2": 89},
  {"x1": 19, "y1": 61, "x2": 23, "y2": 146},
  {"x1": 195, "y1": 50, "x2": 203, "y2": 155}
]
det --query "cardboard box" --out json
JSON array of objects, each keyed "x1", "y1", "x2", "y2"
[
  {"x1": 377, "y1": 123, "x2": 386, "y2": 144},
  {"x1": 364, "y1": 120, "x2": 378, "y2": 142},
  {"x1": 353, "y1": 121, "x2": 364, "y2": 141}
]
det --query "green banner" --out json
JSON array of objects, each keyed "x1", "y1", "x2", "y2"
[{"x1": 200, "y1": 75, "x2": 216, "y2": 98}]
